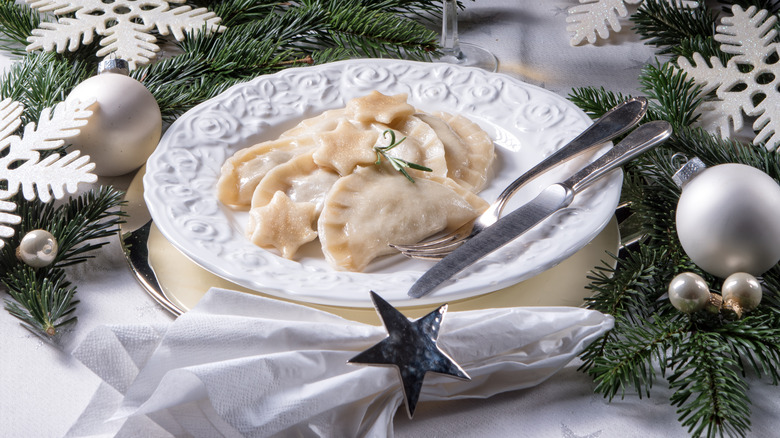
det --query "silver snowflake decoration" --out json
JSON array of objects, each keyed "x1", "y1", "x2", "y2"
[
  {"x1": 25, "y1": 0, "x2": 226, "y2": 70},
  {"x1": 0, "y1": 98, "x2": 97, "y2": 249},
  {"x1": 567, "y1": 0, "x2": 700, "y2": 46},
  {"x1": 678, "y1": 5, "x2": 780, "y2": 150}
]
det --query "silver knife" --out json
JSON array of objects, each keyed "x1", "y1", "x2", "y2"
[{"x1": 407, "y1": 120, "x2": 673, "y2": 299}]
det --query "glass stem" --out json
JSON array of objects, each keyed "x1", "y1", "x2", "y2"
[{"x1": 441, "y1": 0, "x2": 463, "y2": 59}]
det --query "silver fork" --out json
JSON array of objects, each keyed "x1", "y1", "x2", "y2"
[{"x1": 391, "y1": 96, "x2": 648, "y2": 259}]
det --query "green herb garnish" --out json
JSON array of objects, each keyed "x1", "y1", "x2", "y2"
[{"x1": 373, "y1": 129, "x2": 432, "y2": 183}]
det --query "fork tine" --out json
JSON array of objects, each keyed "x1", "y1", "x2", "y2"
[
  {"x1": 392, "y1": 237, "x2": 465, "y2": 253},
  {"x1": 392, "y1": 238, "x2": 466, "y2": 259},
  {"x1": 390, "y1": 234, "x2": 460, "y2": 251}
]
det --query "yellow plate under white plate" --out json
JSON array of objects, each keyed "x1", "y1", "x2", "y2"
[{"x1": 123, "y1": 167, "x2": 619, "y2": 325}]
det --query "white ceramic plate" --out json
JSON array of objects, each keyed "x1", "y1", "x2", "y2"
[{"x1": 144, "y1": 59, "x2": 621, "y2": 308}]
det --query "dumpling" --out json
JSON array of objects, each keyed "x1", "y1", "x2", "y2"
[
  {"x1": 280, "y1": 108, "x2": 347, "y2": 139},
  {"x1": 345, "y1": 91, "x2": 415, "y2": 125},
  {"x1": 380, "y1": 114, "x2": 448, "y2": 180},
  {"x1": 310, "y1": 115, "x2": 449, "y2": 180},
  {"x1": 250, "y1": 152, "x2": 339, "y2": 215},
  {"x1": 216, "y1": 137, "x2": 315, "y2": 208},
  {"x1": 318, "y1": 166, "x2": 489, "y2": 272},
  {"x1": 416, "y1": 112, "x2": 494, "y2": 192},
  {"x1": 247, "y1": 191, "x2": 318, "y2": 259},
  {"x1": 311, "y1": 119, "x2": 380, "y2": 176}
]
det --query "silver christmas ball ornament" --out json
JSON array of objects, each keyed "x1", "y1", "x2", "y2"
[
  {"x1": 722, "y1": 272, "x2": 763, "y2": 318},
  {"x1": 668, "y1": 272, "x2": 711, "y2": 313},
  {"x1": 16, "y1": 229, "x2": 58, "y2": 268},
  {"x1": 674, "y1": 160, "x2": 780, "y2": 278},
  {"x1": 65, "y1": 58, "x2": 162, "y2": 177}
]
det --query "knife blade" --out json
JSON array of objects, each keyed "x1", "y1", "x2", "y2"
[{"x1": 407, "y1": 120, "x2": 672, "y2": 299}]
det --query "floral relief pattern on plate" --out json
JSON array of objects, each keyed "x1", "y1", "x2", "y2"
[{"x1": 144, "y1": 59, "x2": 621, "y2": 307}]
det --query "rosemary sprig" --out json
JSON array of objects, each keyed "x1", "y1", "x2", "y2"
[{"x1": 373, "y1": 129, "x2": 432, "y2": 183}]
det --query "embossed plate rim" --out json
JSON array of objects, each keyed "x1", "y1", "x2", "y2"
[{"x1": 143, "y1": 59, "x2": 621, "y2": 308}]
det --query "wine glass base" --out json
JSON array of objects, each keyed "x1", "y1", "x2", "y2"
[{"x1": 435, "y1": 42, "x2": 498, "y2": 72}]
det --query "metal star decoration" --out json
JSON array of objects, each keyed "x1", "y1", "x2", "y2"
[{"x1": 348, "y1": 291, "x2": 470, "y2": 418}]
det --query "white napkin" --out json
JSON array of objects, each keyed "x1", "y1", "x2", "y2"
[{"x1": 65, "y1": 288, "x2": 613, "y2": 438}]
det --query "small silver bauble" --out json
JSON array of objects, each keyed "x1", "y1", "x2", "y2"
[
  {"x1": 674, "y1": 159, "x2": 780, "y2": 278},
  {"x1": 668, "y1": 272, "x2": 711, "y2": 313},
  {"x1": 16, "y1": 229, "x2": 58, "y2": 268},
  {"x1": 65, "y1": 58, "x2": 162, "y2": 177},
  {"x1": 722, "y1": 272, "x2": 762, "y2": 318}
]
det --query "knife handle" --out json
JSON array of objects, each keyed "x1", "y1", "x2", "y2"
[{"x1": 565, "y1": 120, "x2": 672, "y2": 193}]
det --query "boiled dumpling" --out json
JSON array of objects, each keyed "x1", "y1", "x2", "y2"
[
  {"x1": 318, "y1": 166, "x2": 488, "y2": 272},
  {"x1": 250, "y1": 152, "x2": 339, "y2": 215},
  {"x1": 416, "y1": 112, "x2": 494, "y2": 192},
  {"x1": 247, "y1": 191, "x2": 318, "y2": 259},
  {"x1": 379, "y1": 114, "x2": 448, "y2": 180},
  {"x1": 345, "y1": 91, "x2": 415, "y2": 125},
  {"x1": 311, "y1": 119, "x2": 380, "y2": 176},
  {"x1": 217, "y1": 137, "x2": 315, "y2": 208},
  {"x1": 280, "y1": 108, "x2": 347, "y2": 139}
]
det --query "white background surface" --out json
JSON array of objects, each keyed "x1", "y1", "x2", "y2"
[{"x1": 1, "y1": 1, "x2": 777, "y2": 437}]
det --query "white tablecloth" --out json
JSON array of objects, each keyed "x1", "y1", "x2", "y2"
[{"x1": 1, "y1": 1, "x2": 777, "y2": 437}]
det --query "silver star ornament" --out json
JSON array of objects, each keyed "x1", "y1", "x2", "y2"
[{"x1": 348, "y1": 291, "x2": 470, "y2": 418}]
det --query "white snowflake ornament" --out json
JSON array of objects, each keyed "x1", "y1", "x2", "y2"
[
  {"x1": 25, "y1": 0, "x2": 226, "y2": 70},
  {"x1": 0, "y1": 97, "x2": 97, "y2": 249},
  {"x1": 566, "y1": 0, "x2": 643, "y2": 45},
  {"x1": 677, "y1": 6, "x2": 780, "y2": 150},
  {"x1": 567, "y1": 0, "x2": 700, "y2": 46}
]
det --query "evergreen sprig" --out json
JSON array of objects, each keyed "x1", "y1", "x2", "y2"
[
  {"x1": 133, "y1": 0, "x2": 441, "y2": 123},
  {"x1": 0, "y1": 0, "x2": 39, "y2": 56},
  {"x1": 572, "y1": 2, "x2": 780, "y2": 436},
  {"x1": 4, "y1": 267, "x2": 78, "y2": 337},
  {"x1": 1, "y1": 187, "x2": 125, "y2": 336},
  {"x1": 632, "y1": 0, "x2": 719, "y2": 55}
]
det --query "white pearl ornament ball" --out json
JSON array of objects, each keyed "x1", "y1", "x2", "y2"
[
  {"x1": 16, "y1": 229, "x2": 58, "y2": 268},
  {"x1": 66, "y1": 70, "x2": 162, "y2": 177},
  {"x1": 668, "y1": 272, "x2": 711, "y2": 313},
  {"x1": 676, "y1": 163, "x2": 780, "y2": 278},
  {"x1": 722, "y1": 272, "x2": 762, "y2": 317}
]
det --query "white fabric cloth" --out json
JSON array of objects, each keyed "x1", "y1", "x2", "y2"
[{"x1": 64, "y1": 288, "x2": 613, "y2": 437}]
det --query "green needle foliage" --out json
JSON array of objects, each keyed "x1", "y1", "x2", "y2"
[
  {"x1": 0, "y1": 187, "x2": 126, "y2": 337},
  {"x1": 0, "y1": 0, "x2": 446, "y2": 337},
  {"x1": 573, "y1": 1, "x2": 780, "y2": 437}
]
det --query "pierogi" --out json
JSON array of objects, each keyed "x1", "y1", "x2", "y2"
[{"x1": 216, "y1": 91, "x2": 495, "y2": 271}]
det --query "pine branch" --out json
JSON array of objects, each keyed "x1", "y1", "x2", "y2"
[
  {"x1": 667, "y1": 330, "x2": 752, "y2": 438},
  {"x1": 3, "y1": 267, "x2": 78, "y2": 336},
  {"x1": 0, "y1": 52, "x2": 92, "y2": 124},
  {"x1": 204, "y1": 0, "x2": 281, "y2": 27},
  {"x1": 0, "y1": 187, "x2": 125, "y2": 271},
  {"x1": 0, "y1": 187, "x2": 124, "y2": 337},
  {"x1": 137, "y1": 0, "x2": 440, "y2": 122},
  {"x1": 588, "y1": 314, "x2": 688, "y2": 400},
  {"x1": 632, "y1": 0, "x2": 719, "y2": 54},
  {"x1": 584, "y1": 245, "x2": 665, "y2": 323},
  {"x1": 355, "y1": 0, "x2": 446, "y2": 23},
  {"x1": 674, "y1": 34, "x2": 730, "y2": 65},
  {"x1": 320, "y1": 0, "x2": 439, "y2": 60},
  {"x1": 567, "y1": 87, "x2": 636, "y2": 120},
  {"x1": 0, "y1": 0, "x2": 40, "y2": 56},
  {"x1": 714, "y1": 312, "x2": 780, "y2": 383},
  {"x1": 639, "y1": 61, "x2": 705, "y2": 129}
]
